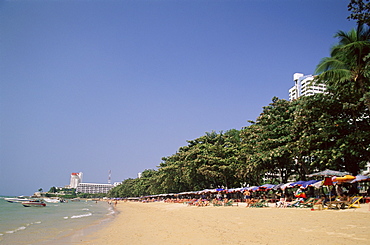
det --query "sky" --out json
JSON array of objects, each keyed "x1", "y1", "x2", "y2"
[{"x1": 0, "y1": 0, "x2": 355, "y2": 196}]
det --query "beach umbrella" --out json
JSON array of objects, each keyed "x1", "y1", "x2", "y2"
[
  {"x1": 350, "y1": 175, "x2": 370, "y2": 183},
  {"x1": 227, "y1": 188, "x2": 244, "y2": 193},
  {"x1": 300, "y1": 180, "x2": 321, "y2": 188},
  {"x1": 289, "y1": 181, "x2": 307, "y2": 188},
  {"x1": 272, "y1": 183, "x2": 285, "y2": 190},
  {"x1": 332, "y1": 175, "x2": 356, "y2": 183},
  {"x1": 310, "y1": 180, "x2": 323, "y2": 189},
  {"x1": 308, "y1": 169, "x2": 349, "y2": 177},
  {"x1": 281, "y1": 182, "x2": 294, "y2": 190},
  {"x1": 198, "y1": 189, "x2": 216, "y2": 194},
  {"x1": 259, "y1": 184, "x2": 276, "y2": 189}
]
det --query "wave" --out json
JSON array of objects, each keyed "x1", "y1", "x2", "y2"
[
  {"x1": 70, "y1": 213, "x2": 92, "y2": 219},
  {"x1": 106, "y1": 206, "x2": 115, "y2": 216},
  {"x1": 4, "y1": 221, "x2": 41, "y2": 235}
]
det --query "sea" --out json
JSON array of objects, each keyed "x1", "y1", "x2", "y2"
[{"x1": 0, "y1": 196, "x2": 116, "y2": 244}]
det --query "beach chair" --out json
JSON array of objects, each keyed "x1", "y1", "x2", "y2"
[
  {"x1": 249, "y1": 199, "x2": 268, "y2": 208},
  {"x1": 298, "y1": 198, "x2": 315, "y2": 208},
  {"x1": 224, "y1": 199, "x2": 238, "y2": 207},
  {"x1": 212, "y1": 199, "x2": 223, "y2": 206},
  {"x1": 285, "y1": 200, "x2": 301, "y2": 208},
  {"x1": 345, "y1": 196, "x2": 363, "y2": 209}
]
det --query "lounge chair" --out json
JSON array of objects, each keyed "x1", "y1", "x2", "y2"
[
  {"x1": 285, "y1": 199, "x2": 301, "y2": 208},
  {"x1": 298, "y1": 197, "x2": 315, "y2": 208},
  {"x1": 212, "y1": 199, "x2": 223, "y2": 206},
  {"x1": 249, "y1": 199, "x2": 269, "y2": 208},
  {"x1": 224, "y1": 199, "x2": 238, "y2": 207},
  {"x1": 276, "y1": 198, "x2": 286, "y2": 208},
  {"x1": 345, "y1": 196, "x2": 363, "y2": 209}
]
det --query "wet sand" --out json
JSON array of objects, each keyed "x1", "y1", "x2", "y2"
[{"x1": 78, "y1": 201, "x2": 370, "y2": 245}]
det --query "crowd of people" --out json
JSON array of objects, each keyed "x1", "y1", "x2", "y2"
[{"x1": 136, "y1": 182, "x2": 369, "y2": 210}]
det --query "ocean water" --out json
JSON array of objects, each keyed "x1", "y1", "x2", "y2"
[{"x1": 0, "y1": 196, "x2": 115, "y2": 244}]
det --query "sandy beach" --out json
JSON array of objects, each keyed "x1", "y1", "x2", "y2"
[{"x1": 78, "y1": 201, "x2": 370, "y2": 245}]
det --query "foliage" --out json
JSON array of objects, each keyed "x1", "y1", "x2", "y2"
[
  {"x1": 292, "y1": 94, "x2": 370, "y2": 175},
  {"x1": 348, "y1": 0, "x2": 370, "y2": 26},
  {"x1": 315, "y1": 24, "x2": 370, "y2": 112},
  {"x1": 240, "y1": 97, "x2": 296, "y2": 183}
]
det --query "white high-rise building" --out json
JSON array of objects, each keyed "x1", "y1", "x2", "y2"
[
  {"x1": 76, "y1": 183, "x2": 113, "y2": 194},
  {"x1": 70, "y1": 172, "x2": 83, "y2": 188},
  {"x1": 289, "y1": 73, "x2": 326, "y2": 101}
]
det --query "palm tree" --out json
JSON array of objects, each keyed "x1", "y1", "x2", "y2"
[{"x1": 315, "y1": 24, "x2": 370, "y2": 111}]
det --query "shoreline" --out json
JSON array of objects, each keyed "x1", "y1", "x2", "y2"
[
  {"x1": 40, "y1": 201, "x2": 119, "y2": 245},
  {"x1": 77, "y1": 201, "x2": 370, "y2": 245}
]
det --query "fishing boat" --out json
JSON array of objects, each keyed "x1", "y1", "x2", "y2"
[{"x1": 22, "y1": 200, "x2": 46, "y2": 207}]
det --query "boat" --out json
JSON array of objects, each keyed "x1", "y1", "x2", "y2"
[
  {"x1": 43, "y1": 198, "x2": 61, "y2": 203},
  {"x1": 22, "y1": 200, "x2": 46, "y2": 207},
  {"x1": 5, "y1": 196, "x2": 32, "y2": 203}
]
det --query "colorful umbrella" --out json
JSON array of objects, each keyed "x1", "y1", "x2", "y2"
[
  {"x1": 350, "y1": 175, "x2": 370, "y2": 183},
  {"x1": 308, "y1": 169, "x2": 349, "y2": 177},
  {"x1": 300, "y1": 180, "x2": 321, "y2": 188},
  {"x1": 333, "y1": 175, "x2": 355, "y2": 183}
]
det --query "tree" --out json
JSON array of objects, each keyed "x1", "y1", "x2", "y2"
[
  {"x1": 240, "y1": 97, "x2": 296, "y2": 183},
  {"x1": 348, "y1": 0, "x2": 370, "y2": 26},
  {"x1": 291, "y1": 91, "x2": 370, "y2": 175},
  {"x1": 315, "y1": 24, "x2": 370, "y2": 112},
  {"x1": 108, "y1": 178, "x2": 138, "y2": 197}
]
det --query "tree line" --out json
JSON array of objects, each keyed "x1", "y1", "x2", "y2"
[{"x1": 109, "y1": 3, "x2": 370, "y2": 198}]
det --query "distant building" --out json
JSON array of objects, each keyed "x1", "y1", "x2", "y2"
[
  {"x1": 289, "y1": 73, "x2": 326, "y2": 101},
  {"x1": 113, "y1": 182, "x2": 122, "y2": 187},
  {"x1": 76, "y1": 183, "x2": 114, "y2": 194},
  {"x1": 69, "y1": 172, "x2": 83, "y2": 188}
]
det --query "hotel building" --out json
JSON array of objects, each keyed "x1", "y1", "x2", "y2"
[
  {"x1": 289, "y1": 73, "x2": 326, "y2": 101},
  {"x1": 76, "y1": 183, "x2": 114, "y2": 194},
  {"x1": 69, "y1": 172, "x2": 83, "y2": 188}
]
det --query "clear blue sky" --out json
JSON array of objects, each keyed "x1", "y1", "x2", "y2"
[{"x1": 0, "y1": 0, "x2": 355, "y2": 196}]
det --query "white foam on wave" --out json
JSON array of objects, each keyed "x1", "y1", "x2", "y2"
[
  {"x1": 106, "y1": 206, "x2": 115, "y2": 216},
  {"x1": 82, "y1": 208, "x2": 89, "y2": 211},
  {"x1": 71, "y1": 212, "x2": 92, "y2": 219},
  {"x1": 63, "y1": 216, "x2": 69, "y2": 219},
  {"x1": 5, "y1": 226, "x2": 27, "y2": 234}
]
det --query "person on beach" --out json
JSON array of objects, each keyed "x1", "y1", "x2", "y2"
[{"x1": 243, "y1": 190, "x2": 251, "y2": 201}]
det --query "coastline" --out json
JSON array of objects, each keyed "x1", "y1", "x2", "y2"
[
  {"x1": 45, "y1": 201, "x2": 118, "y2": 244},
  {"x1": 78, "y1": 201, "x2": 370, "y2": 245}
]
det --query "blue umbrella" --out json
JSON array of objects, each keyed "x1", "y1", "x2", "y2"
[
  {"x1": 300, "y1": 180, "x2": 320, "y2": 188},
  {"x1": 289, "y1": 181, "x2": 306, "y2": 187}
]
